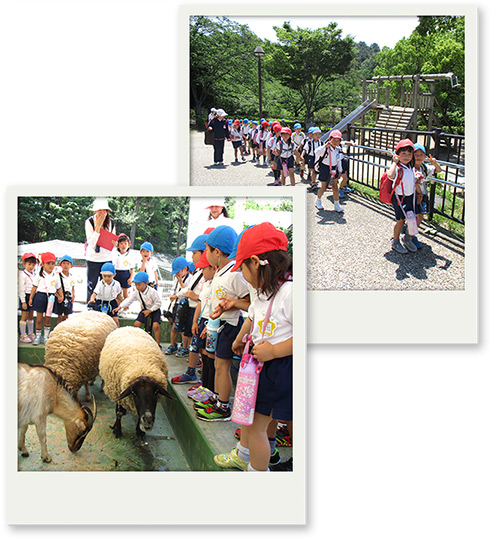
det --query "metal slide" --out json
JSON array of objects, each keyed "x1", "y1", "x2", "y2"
[{"x1": 320, "y1": 98, "x2": 376, "y2": 142}]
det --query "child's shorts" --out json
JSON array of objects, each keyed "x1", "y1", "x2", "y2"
[
  {"x1": 115, "y1": 270, "x2": 131, "y2": 289},
  {"x1": 318, "y1": 163, "x2": 340, "y2": 184},
  {"x1": 19, "y1": 293, "x2": 33, "y2": 312},
  {"x1": 136, "y1": 308, "x2": 161, "y2": 325},
  {"x1": 195, "y1": 317, "x2": 208, "y2": 350},
  {"x1": 341, "y1": 157, "x2": 349, "y2": 174},
  {"x1": 184, "y1": 306, "x2": 196, "y2": 338},
  {"x1": 392, "y1": 193, "x2": 419, "y2": 221},
  {"x1": 281, "y1": 156, "x2": 295, "y2": 170},
  {"x1": 215, "y1": 318, "x2": 243, "y2": 360},
  {"x1": 255, "y1": 354, "x2": 293, "y2": 421},
  {"x1": 32, "y1": 292, "x2": 50, "y2": 313},
  {"x1": 251, "y1": 142, "x2": 258, "y2": 149},
  {"x1": 307, "y1": 155, "x2": 315, "y2": 169},
  {"x1": 232, "y1": 140, "x2": 242, "y2": 149},
  {"x1": 95, "y1": 299, "x2": 119, "y2": 316}
]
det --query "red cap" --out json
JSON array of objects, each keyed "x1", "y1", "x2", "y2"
[
  {"x1": 233, "y1": 119, "x2": 240, "y2": 125},
  {"x1": 329, "y1": 129, "x2": 343, "y2": 139},
  {"x1": 203, "y1": 227, "x2": 215, "y2": 234},
  {"x1": 22, "y1": 252, "x2": 37, "y2": 262},
  {"x1": 395, "y1": 138, "x2": 415, "y2": 152},
  {"x1": 117, "y1": 233, "x2": 131, "y2": 247},
  {"x1": 273, "y1": 124, "x2": 282, "y2": 133},
  {"x1": 231, "y1": 222, "x2": 288, "y2": 272},
  {"x1": 261, "y1": 121, "x2": 269, "y2": 127},
  {"x1": 40, "y1": 252, "x2": 56, "y2": 263},
  {"x1": 281, "y1": 127, "x2": 292, "y2": 135},
  {"x1": 195, "y1": 250, "x2": 211, "y2": 269}
]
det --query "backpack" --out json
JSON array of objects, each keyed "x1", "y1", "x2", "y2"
[{"x1": 379, "y1": 166, "x2": 404, "y2": 204}]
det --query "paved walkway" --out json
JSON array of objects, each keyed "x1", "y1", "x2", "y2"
[{"x1": 190, "y1": 130, "x2": 465, "y2": 291}]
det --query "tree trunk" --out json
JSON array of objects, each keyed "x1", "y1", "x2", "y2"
[{"x1": 130, "y1": 197, "x2": 143, "y2": 246}]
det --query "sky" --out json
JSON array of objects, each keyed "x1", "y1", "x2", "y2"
[{"x1": 230, "y1": 16, "x2": 420, "y2": 49}]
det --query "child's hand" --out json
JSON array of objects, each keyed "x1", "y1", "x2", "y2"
[
  {"x1": 112, "y1": 306, "x2": 120, "y2": 313},
  {"x1": 252, "y1": 341, "x2": 276, "y2": 362},
  {"x1": 428, "y1": 154, "x2": 438, "y2": 165},
  {"x1": 169, "y1": 294, "x2": 177, "y2": 302},
  {"x1": 392, "y1": 153, "x2": 400, "y2": 164},
  {"x1": 200, "y1": 326, "x2": 207, "y2": 339},
  {"x1": 192, "y1": 322, "x2": 199, "y2": 337},
  {"x1": 232, "y1": 339, "x2": 245, "y2": 357},
  {"x1": 143, "y1": 309, "x2": 151, "y2": 317}
]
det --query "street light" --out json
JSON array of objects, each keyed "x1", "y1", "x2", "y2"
[{"x1": 253, "y1": 46, "x2": 265, "y2": 119}]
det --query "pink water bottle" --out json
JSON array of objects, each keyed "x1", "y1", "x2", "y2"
[
  {"x1": 231, "y1": 350, "x2": 263, "y2": 426},
  {"x1": 282, "y1": 160, "x2": 289, "y2": 177},
  {"x1": 46, "y1": 294, "x2": 55, "y2": 316}
]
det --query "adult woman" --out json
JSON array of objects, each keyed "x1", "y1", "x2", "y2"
[
  {"x1": 85, "y1": 197, "x2": 117, "y2": 304},
  {"x1": 207, "y1": 109, "x2": 229, "y2": 166}
]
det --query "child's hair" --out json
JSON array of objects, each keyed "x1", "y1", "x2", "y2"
[
  {"x1": 207, "y1": 243, "x2": 230, "y2": 257},
  {"x1": 243, "y1": 250, "x2": 292, "y2": 298},
  {"x1": 207, "y1": 207, "x2": 229, "y2": 220},
  {"x1": 23, "y1": 256, "x2": 37, "y2": 265},
  {"x1": 117, "y1": 234, "x2": 130, "y2": 253}
]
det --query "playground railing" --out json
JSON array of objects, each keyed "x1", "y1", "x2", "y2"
[{"x1": 344, "y1": 124, "x2": 465, "y2": 226}]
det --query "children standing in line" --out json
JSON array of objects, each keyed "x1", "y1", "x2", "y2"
[
  {"x1": 213, "y1": 222, "x2": 293, "y2": 471},
  {"x1": 113, "y1": 271, "x2": 163, "y2": 346},
  {"x1": 138, "y1": 242, "x2": 159, "y2": 289},
  {"x1": 28, "y1": 252, "x2": 63, "y2": 345},
  {"x1": 113, "y1": 233, "x2": 135, "y2": 300},
  {"x1": 88, "y1": 262, "x2": 122, "y2": 326},
  {"x1": 194, "y1": 226, "x2": 250, "y2": 422},
  {"x1": 314, "y1": 130, "x2": 345, "y2": 213},
  {"x1": 18, "y1": 253, "x2": 37, "y2": 343},
  {"x1": 55, "y1": 255, "x2": 76, "y2": 324}
]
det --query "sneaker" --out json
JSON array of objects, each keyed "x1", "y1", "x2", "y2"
[
  {"x1": 196, "y1": 403, "x2": 231, "y2": 422},
  {"x1": 193, "y1": 397, "x2": 217, "y2": 410},
  {"x1": 411, "y1": 236, "x2": 423, "y2": 249},
  {"x1": 270, "y1": 457, "x2": 293, "y2": 472},
  {"x1": 214, "y1": 447, "x2": 248, "y2": 470},
  {"x1": 269, "y1": 449, "x2": 281, "y2": 467},
  {"x1": 187, "y1": 381, "x2": 202, "y2": 393},
  {"x1": 171, "y1": 372, "x2": 197, "y2": 384},
  {"x1": 164, "y1": 345, "x2": 178, "y2": 355},
  {"x1": 391, "y1": 238, "x2": 408, "y2": 254},
  {"x1": 315, "y1": 198, "x2": 324, "y2": 210},
  {"x1": 334, "y1": 202, "x2": 344, "y2": 212},
  {"x1": 175, "y1": 348, "x2": 189, "y2": 358},
  {"x1": 20, "y1": 334, "x2": 32, "y2": 343},
  {"x1": 338, "y1": 188, "x2": 345, "y2": 198},
  {"x1": 344, "y1": 186, "x2": 354, "y2": 193},
  {"x1": 189, "y1": 388, "x2": 214, "y2": 403},
  {"x1": 234, "y1": 427, "x2": 241, "y2": 440},
  {"x1": 402, "y1": 234, "x2": 417, "y2": 253},
  {"x1": 28, "y1": 333, "x2": 36, "y2": 341},
  {"x1": 32, "y1": 333, "x2": 42, "y2": 346}
]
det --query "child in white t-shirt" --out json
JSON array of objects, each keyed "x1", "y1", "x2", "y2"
[{"x1": 18, "y1": 253, "x2": 37, "y2": 343}]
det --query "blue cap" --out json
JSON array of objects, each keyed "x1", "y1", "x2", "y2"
[
  {"x1": 251, "y1": 120, "x2": 258, "y2": 125},
  {"x1": 307, "y1": 127, "x2": 315, "y2": 133},
  {"x1": 205, "y1": 225, "x2": 238, "y2": 255},
  {"x1": 414, "y1": 143, "x2": 426, "y2": 154},
  {"x1": 294, "y1": 123, "x2": 301, "y2": 129},
  {"x1": 140, "y1": 241, "x2": 154, "y2": 252},
  {"x1": 312, "y1": 127, "x2": 321, "y2": 134},
  {"x1": 188, "y1": 262, "x2": 196, "y2": 273},
  {"x1": 101, "y1": 262, "x2": 116, "y2": 274},
  {"x1": 243, "y1": 119, "x2": 249, "y2": 123},
  {"x1": 229, "y1": 225, "x2": 256, "y2": 259},
  {"x1": 171, "y1": 256, "x2": 189, "y2": 275},
  {"x1": 59, "y1": 255, "x2": 73, "y2": 264},
  {"x1": 133, "y1": 271, "x2": 149, "y2": 283},
  {"x1": 187, "y1": 234, "x2": 208, "y2": 252}
]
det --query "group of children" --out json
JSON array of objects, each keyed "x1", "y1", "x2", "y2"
[{"x1": 164, "y1": 223, "x2": 293, "y2": 472}]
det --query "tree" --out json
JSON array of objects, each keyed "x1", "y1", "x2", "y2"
[{"x1": 267, "y1": 22, "x2": 356, "y2": 120}]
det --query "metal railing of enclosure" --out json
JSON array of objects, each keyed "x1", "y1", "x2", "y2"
[{"x1": 344, "y1": 124, "x2": 465, "y2": 225}]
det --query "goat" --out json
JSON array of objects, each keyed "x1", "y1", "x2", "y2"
[{"x1": 18, "y1": 363, "x2": 97, "y2": 463}]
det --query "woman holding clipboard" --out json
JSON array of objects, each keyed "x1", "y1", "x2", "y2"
[{"x1": 85, "y1": 197, "x2": 118, "y2": 304}]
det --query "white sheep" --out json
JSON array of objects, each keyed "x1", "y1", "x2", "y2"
[
  {"x1": 44, "y1": 311, "x2": 117, "y2": 400},
  {"x1": 18, "y1": 363, "x2": 97, "y2": 463},
  {"x1": 99, "y1": 326, "x2": 174, "y2": 441}
]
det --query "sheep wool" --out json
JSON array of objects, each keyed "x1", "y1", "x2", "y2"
[
  {"x1": 99, "y1": 327, "x2": 169, "y2": 416},
  {"x1": 44, "y1": 311, "x2": 117, "y2": 394}
]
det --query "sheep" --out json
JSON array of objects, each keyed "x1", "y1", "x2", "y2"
[
  {"x1": 99, "y1": 326, "x2": 174, "y2": 441},
  {"x1": 18, "y1": 363, "x2": 97, "y2": 463},
  {"x1": 44, "y1": 311, "x2": 117, "y2": 400}
]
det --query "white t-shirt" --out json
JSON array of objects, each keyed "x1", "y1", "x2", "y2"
[
  {"x1": 119, "y1": 285, "x2": 161, "y2": 312},
  {"x1": 18, "y1": 269, "x2": 35, "y2": 301},
  {"x1": 137, "y1": 256, "x2": 158, "y2": 283},
  {"x1": 85, "y1": 216, "x2": 116, "y2": 263},
  {"x1": 176, "y1": 269, "x2": 204, "y2": 309},
  {"x1": 248, "y1": 281, "x2": 293, "y2": 347},
  {"x1": 392, "y1": 163, "x2": 417, "y2": 196},
  {"x1": 58, "y1": 271, "x2": 76, "y2": 295},
  {"x1": 415, "y1": 163, "x2": 436, "y2": 195},
  {"x1": 113, "y1": 250, "x2": 135, "y2": 272},
  {"x1": 210, "y1": 261, "x2": 250, "y2": 326},
  {"x1": 32, "y1": 271, "x2": 61, "y2": 294},
  {"x1": 93, "y1": 279, "x2": 122, "y2": 302},
  {"x1": 292, "y1": 131, "x2": 305, "y2": 149},
  {"x1": 315, "y1": 144, "x2": 342, "y2": 171}
]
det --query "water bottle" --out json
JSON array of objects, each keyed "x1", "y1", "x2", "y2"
[
  {"x1": 231, "y1": 353, "x2": 264, "y2": 426},
  {"x1": 282, "y1": 160, "x2": 289, "y2": 177},
  {"x1": 46, "y1": 294, "x2": 55, "y2": 316},
  {"x1": 205, "y1": 318, "x2": 220, "y2": 353},
  {"x1": 406, "y1": 210, "x2": 418, "y2": 236}
]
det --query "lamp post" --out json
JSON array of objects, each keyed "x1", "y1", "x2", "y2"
[{"x1": 253, "y1": 46, "x2": 265, "y2": 119}]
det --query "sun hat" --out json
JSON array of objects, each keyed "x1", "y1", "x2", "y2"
[
  {"x1": 100, "y1": 262, "x2": 116, "y2": 275},
  {"x1": 229, "y1": 225, "x2": 256, "y2": 259},
  {"x1": 206, "y1": 197, "x2": 225, "y2": 209},
  {"x1": 205, "y1": 225, "x2": 238, "y2": 256},
  {"x1": 195, "y1": 250, "x2": 211, "y2": 269},
  {"x1": 231, "y1": 222, "x2": 288, "y2": 272},
  {"x1": 40, "y1": 252, "x2": 56, "y2": 264},
  {"x1": 395, "y1": 138, "x2": 415, "y2": 152},
  {"x1": 171, "y1": 256, "x2": 189, "y2": 275},
  {"x1": 216, "y1": 109, "x2": 227, "y2": 117},
  {"x1": 21, "y1": 252, "x2": 37, "y2": 262},
  {"x1": 59, "y1": 255, "x2": 73, "y2": 265},
  {"x1": 133, "y1": 271, "x2": 149, "y2": 283},
  {"x1": 140, "y1": 241, "x2": 154, "y2": 252},
  {"x1": 92, "y1": 197, "x2": 111, "y2": 212},
  {"x1": 329, "y1": 129, "x2": 343, "y2": 139},
  {"x1": 187, "y1": 234, "x2": 209, "y2": 252},
  {"x1": 211, "y1": 107, "x2": 217, "y2": 112},
  {"x1": 414, "y1": 143, "x2": 427, "y2": 154}
]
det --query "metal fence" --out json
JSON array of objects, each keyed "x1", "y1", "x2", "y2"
[{"x1": 344, "y1": 124, "x2": 465, "y2": 225}]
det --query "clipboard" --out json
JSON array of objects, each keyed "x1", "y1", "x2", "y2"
[{"x1": 96, "y1": 228, "x2": 118, "y2": 251}]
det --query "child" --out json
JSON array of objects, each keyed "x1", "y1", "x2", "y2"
[
  {"x1": 137, "y1": 242, "x2": 159, "y2": 289},
  {"x1": 88, "y1": 262, "x2": 122, "y2": 326},
  {"x1": 302, "y1": 127, "x2": 322, "y2": 188},
  {"x1": 338, "y1": 138, "x2": 357, "y2": 197},
  {"x1": 241, "y1": 118, "x2": 251, "y2": 155},
  {"x1": 250, "y1": 120, "x2": 260, "y2": 162},
  {"x1": 258, "y1": 121, "x2": 270, "y2": 166},
  {"x1": 113, "y1": 233, "x2": 135, "y2": 300},
  {"x1": 28, "y1": 252, "x2": 63, "y2": 345},
  {"x1": 164, "y1": 257, "x2": 191, "y2": 355},
  {"x1": 18, "y1": 253, "x2": 37, "y2": 342},
  {"x1": 55, "y1": 255, "x2": 76, "y2": 324},
  {"x1": 194, "y1": 225, "x2": 250, "y2": 422},
  {"x1": 274, "y1": 127, "x2": 296, "y2": 186},
  {"x1": 113, "y1": 271, "x2": 162, "y2": 346},
  {"x1": 292, "y1": 123, "x2": 306, "y2": 178},
  {"x1": 213, "y1": 222, "x2": 293, "y2": 472},
  {"x1": 412, "y1": 143, "x2": 442, "y2": 248},
  {"x1": 229, "y1": 119, "x2": 246, "y2": 163},
  {"x1": 269, "y1": 123, "x2": 283, "y2": 185},
  {"x1": 314, "y1": 130, "x2": 344, "y2": 212},
  {"x1": 388, "y1": 138, "x2": 421, "y2": 254}
]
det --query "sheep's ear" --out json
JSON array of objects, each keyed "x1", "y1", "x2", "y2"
[
  {"x1": 157, "y1": 385, "x2": 175, "y2": 400},
  {"x1": 117, "y1": 386, "x2": 133, "y2": 401}
]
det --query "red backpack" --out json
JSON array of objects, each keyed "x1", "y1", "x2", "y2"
[{"x1": 379, "y1": 166, "x2": 404, "y2": 204}]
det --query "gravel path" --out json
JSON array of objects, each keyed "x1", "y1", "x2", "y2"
[{"x1": 190, "y1": 131, "x2": 465, "y2": 291}]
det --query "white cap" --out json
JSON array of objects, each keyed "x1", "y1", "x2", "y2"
[
  {"x1": 211, "y1": 107, "x2": 217, "y2": 112},
  {"x1": 216, "y1": 109, "x2": 227, "y2": 117},
  {"x1": 206, "y1": 197, "x2": 226, "y2": 209},
  {"x1": 92, "y1": 197, "x2": 111, "y2": 211}
]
